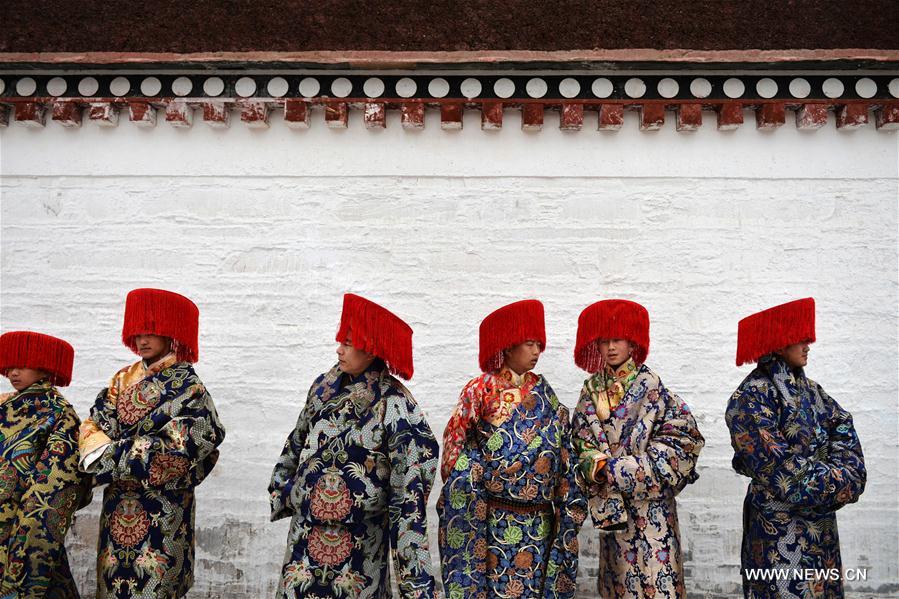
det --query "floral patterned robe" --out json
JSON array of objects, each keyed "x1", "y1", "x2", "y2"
[
  {"x1": 725, "y1": 355, "x2": 866, "y2": 599},
  {"x1": 0, "y1": 382, "x2": 91, "y2": 599},
  {"x1": 269, "y1": 361, "x2": 439, "y2": 599},
  {"x1": 438, "y1": 368, "x2": 587, "y2": 599},
  {"x1": 572, "y1": 361, "x2": 704, "y2": 599},
  {"x1": 82, "y1": 356, "x2": 225, "y2": 599}
]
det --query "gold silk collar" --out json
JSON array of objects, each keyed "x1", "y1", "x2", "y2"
[
  {"x1": 111, "y1": 353, "x2": 178, "y2": 400},
  {"x1": 497, "y1": 367, "x2": 531, "y2": 388},
  {"x1": 588, "y1": 358, "x2": 639, "y2": 420}
]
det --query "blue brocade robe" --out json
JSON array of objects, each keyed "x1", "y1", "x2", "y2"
[
  {"x1": 438, "y1": 370, "x2": 587, "y2": 599},
  {"x1": 725, "y1": 355, "x2": 866, "y2": 599},
  {"x1": 85, "y1": 359, "x2": 225, "y2": 599},
  {"x1": 269, "y1": 361, "x2": 440, "y2": 599}
]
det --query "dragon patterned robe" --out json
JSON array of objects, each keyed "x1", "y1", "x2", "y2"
[
  {"x1": 726, "y1": 355, "x2": 865, "y2": 599},
  {"x1": 269, "y1": 360, "x2": 439, "y2": 599},
  {"x1": 81, "y1": 355, "x2": 225, "y2": 599},
  {"x1": 0, "y1": 381, "x2": 91, "y2": 599}
]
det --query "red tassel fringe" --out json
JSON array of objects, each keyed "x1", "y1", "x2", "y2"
[
  {"x1": 478, "y1": 299, "x2": 546, "y2": 373},
  {"x1": 336, "y1": 293, "x2": 414, "y2": 380},
  {"x1": 0, "y1": 330, "x2": 75, "y2": 386},
  {"x1": 574, "y1": 299, "x2": 650, "y2": 373},
  {"x1": 736, "y1": 297, "x2": 815, "y2": 366},
  {"x1": 122, "y1": 288, "x2": 200, "y2": 363}
]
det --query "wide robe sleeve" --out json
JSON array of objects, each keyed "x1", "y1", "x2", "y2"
[
  {"x1": 438, "y1": 380, "x2": 489, "y2": 599},
  {"x1": 89, "y1": 385, "x2": 121, "y2": 440},
  {"x1": 268, "y1": 379, "x2": 319, "y2": 522},
  {"x1": 817, "y1": 384, "x2": 866, "y2": 510},
  {"x1": 2, "y1": 404, "x2": 89, "y2": 599},
  {"x1": 88, "y1": 379, "x2": 225, "y2": 491},
  {"x1": 385, "y1": 391, "x2": 440, "y2": 599},
  {"x1": 605, "y1": 385, "x2": 704, "y2": 501},
  {"x1": 725, "y1": 382, "x2": 861, "y2": 512},
  {"x1": 542, "y1": 402, "x2": 588, "y2": 599},
  {"x1": 571, "y1": 382, "x2": 610, "y2": 483}
]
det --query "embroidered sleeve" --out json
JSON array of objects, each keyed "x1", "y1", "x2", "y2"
[
  {"x1": 91, "y1": 379, "x2": 225, "y2": 490},
  {"x1": 726, "y1": 383, "x2": 844, "y2": 510},
  {"x1": 438, "y1": 383, "x2": 489, "y2": 599},
  {"x1": 606, "y1": 386, "x2": 704, "y2": 500},
  {"x1": 440, "y1": 377, "x2": 484, "y2": 480},
  {"x1": 268, "y1": 381, "x2": 317, "y2": 522},
  {"x1": 818, "y1": 384, "x2": 866, "y2": 510},
  {"x1": 571, "y1": 381, "x2": 609, "y2": 483},
  {"x1": 86, "y1": 368, "x2": 129, "y2": 441},
  {"x1": 3, "y1": 404, "x2": 89, "y2": 597},
  {"x1": 543, "y1": 402, "x2": 588, "y2": 599},
  {"x1": 386, "y1": 393, "x2": 440, "y2": 599}
]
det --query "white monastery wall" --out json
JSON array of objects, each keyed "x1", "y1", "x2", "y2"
[{"x1": 1, "y1": 107, "x2": 897, "y2": 597}]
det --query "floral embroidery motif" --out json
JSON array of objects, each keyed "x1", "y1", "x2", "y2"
[
  {"x1": 116, "y1": 380, "x2": 164, "y2": 426},
  {"x1": 109, "y1": 498, "x2": 150, "y2": 548},
  {"x1": 148, "y1": 454, "x2": 190, "y2": 486},
  {"x1": 310, "y1": 469, "x2": 354, "y2": 522},
  {"x1": 308, "y1": 525, "x2": 354, "y2": 566}
]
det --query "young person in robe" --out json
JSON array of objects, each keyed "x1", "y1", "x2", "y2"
[
  {"x1": 269, "y1": 293, "x2": 439, "y2": 599},
  {"x1": 438, "y1": 299, "x2": 586, "y2": 599},
  {"x1": 0, "y1": 331, "x2": 90, "y2": 598},
  {"x1": 78, "y1": 288, "x2": 225, "y2": 599},
  {"x1": 571, "y1": 299, "x2": 704, "y2": 599},
  {"x1": 726, "y1": 298, "x2": 865, "y2": 598}
]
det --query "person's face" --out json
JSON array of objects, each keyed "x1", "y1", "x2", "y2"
[
  {"x1": 5, "y1": 367, "x2": 49, "y2": 391},
  {"x1": 336, "y1": 332, "x2": 376, "y2": 376},
  {"x1": 503, "y1": 340, "x2": 542, "y2": 374},
  {"x1": 598, "y1": 338, "x2": 635, "y2": 369},
  {"x1": 134, "y1": 334, "x2": 172, "y2": 364},
  {"x1": 776, "y1": 342, "x2": 810, "y2": 369}
]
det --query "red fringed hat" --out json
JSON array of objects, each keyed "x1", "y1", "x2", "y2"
[
  {"x1": 0, "y1": 331, "x2": 75, "y2": 386},
  {"x1": 478, "y1": 299, "x2": 546, "y2": 373},
  {"x1": 574, "y1": 299, "x2": 650, "y2": 372},
  {"x1": 736, "y1": 297, "x2": 815, "y2": 366},
  {"x1": 122, "y1": 288, "x2": 200, "y2": 363},
  {"x1": 336, "y1": 293, "x2": 414, "y2": 380}
]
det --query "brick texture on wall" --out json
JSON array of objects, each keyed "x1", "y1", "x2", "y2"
[{"x1": 1, "y1": 109, "x2": 897, "y2": 597}]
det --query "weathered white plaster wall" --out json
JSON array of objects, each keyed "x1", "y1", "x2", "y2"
[{"x1": 1, "y1": 108, "x2": 897, "y2": 598}]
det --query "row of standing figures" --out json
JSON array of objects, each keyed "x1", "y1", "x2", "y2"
[{"x1": 0, "y1": 290, "x2": 866, "y2": 599}]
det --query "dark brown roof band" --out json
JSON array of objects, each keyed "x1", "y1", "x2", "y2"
[{"x1": 2, "y1": 0, "x2": 897, "y2": 55}]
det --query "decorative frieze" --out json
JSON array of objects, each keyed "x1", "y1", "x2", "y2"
[{"x1": 1, "y1": 71, "x2": 896, "y2": 132}]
